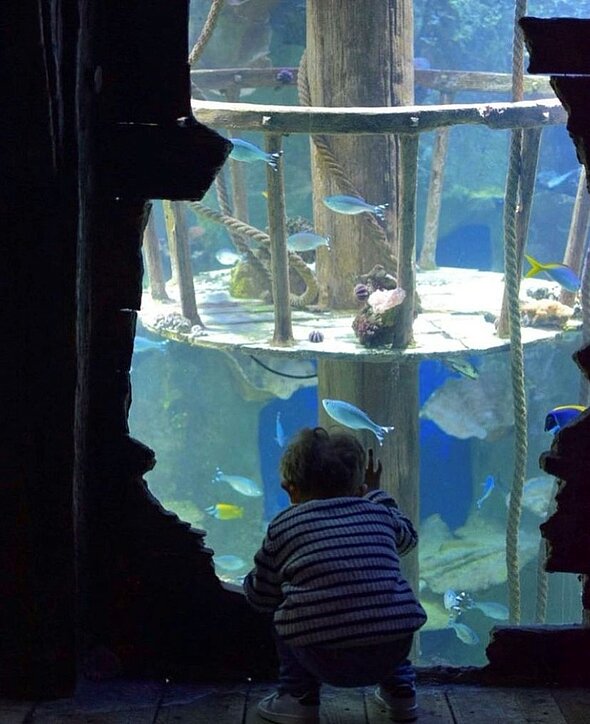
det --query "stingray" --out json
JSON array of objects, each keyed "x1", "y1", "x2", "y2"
[{"x1": 421, "y1": 365, "x2": 514, "y2": 440}]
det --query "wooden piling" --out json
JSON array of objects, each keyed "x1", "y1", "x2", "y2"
[
  {"x1": 264, "y1": 133, "x2": 293, "y2": 345},
  {"x1": 143, "y1": 208, "x2": 170, "y2": 301},
  {"x1": 561, "y1": 169, "x2": 590, "y2": 308}
]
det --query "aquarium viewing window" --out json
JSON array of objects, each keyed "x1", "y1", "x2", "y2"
[{"x1": 128, "y1": 0, "x2": 589, "y2": 668}]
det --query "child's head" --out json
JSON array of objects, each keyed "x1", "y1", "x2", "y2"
[{"x1": 280, "y1": 426, "x2": 366, "y2": 502}]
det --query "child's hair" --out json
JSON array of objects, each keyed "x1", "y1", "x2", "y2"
[{"x1": 280, "y1": 426, "x2": 366, "y2": 498}]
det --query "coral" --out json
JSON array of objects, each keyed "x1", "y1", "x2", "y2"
[
  {"x1": 520, "y1": 299, "x2": 574, "y2": 329},
  {"x1": 368, "y1": 287, "x2": 406, "y2": 315}
]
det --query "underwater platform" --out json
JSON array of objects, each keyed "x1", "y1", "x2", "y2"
[{"x1": 139, "y1": 267, "x2": 580, "y2": 361}]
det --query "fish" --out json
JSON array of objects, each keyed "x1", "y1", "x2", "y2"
[
  {"x1": 275, "y1": 412, "x2": 286, "y2": 448},
  {"x1": 524, "y1": 254, "x2": 581, "y2": 292},
  {"x1": 544, "y1": 404, "x2": 586, "y2": 434},
  {"x1": 322, "y1": 194, "x2": 388, "y2": 220},
  {"x1": 476, "y1": 475, "x2": 495, "y2": 509},
  {"x1": 205, "y1": 503, "x2": 245, "y2": 520},
  {"x1": 212, "y1": 468, "x2": 262, "y2": 497},
  {"x1": 448, "y1": 621, "x2": 479, "y2": 646},
  {"x1": 213, "y1": 554, "x2": 247, "y2": 571},
  {"x1": 471, "y1": 600, "x2": 509, "y2": 620},
  {"x1": 286, "y1": 232, "x2": 330, "y2": 252},
  {"x1": 537, "y1": 168, "x2": 579, "y2": 191},
  {"x1": 229, "y1": 138, "x2": 282, "y2": 171},
  {"x1": 442, "y1": 356, "x2": 479, "y2": 380},
  {"x1": 215, "y1": 247, "x2": 242, "y2": 266},
  {"x1": 321, "y1": 399, "x2": 394, "y2": 446}
]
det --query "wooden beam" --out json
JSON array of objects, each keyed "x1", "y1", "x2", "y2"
[{"x1": 191, "y1": 97, "x2": 566, "y2": 135}]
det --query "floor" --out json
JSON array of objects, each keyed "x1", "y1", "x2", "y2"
[{"x1": 3, "y1": 679, "x2": 590, "y2": 723}]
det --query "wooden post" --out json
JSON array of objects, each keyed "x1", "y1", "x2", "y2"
[
  {"x1": 226, "y1": 88, "x2": 250, "y2": 225},
  {"x1": 265, "y1": 133, "x2": 293, "y2": 345},
  {"x1": 391, "y1": 134, "x2": 419, "y2": 348},
  {"x1": 419, "y1": 92, "x2": 453, "y2": 270},
  {"x1": 306, "y1": 0, "x2": 414, "y2": 310},
  {"x1": 309, "y1": 0, "x2": 420, "y2": 622},
  {"x1": 560, "y1": 169, "x2": 590, "y2": 308},
  {"x1": 318, "y1": 358, "x2": 420, "y2": 594},
  {"x1": 143, "y1": 208, "x2": 170, "y2": 301},
  {"x1": 164, "y1": 200, "x2": 203, "y2": 326}
]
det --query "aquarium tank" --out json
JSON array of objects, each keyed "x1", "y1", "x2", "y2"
[{"x1": 128, "y1": 0, "x2": 589, "y2": 667}]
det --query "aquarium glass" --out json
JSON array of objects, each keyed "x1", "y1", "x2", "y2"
[{"x1": 128, "y1": 0, "x2": 587, "y2": 667}]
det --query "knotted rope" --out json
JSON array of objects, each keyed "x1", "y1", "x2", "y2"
[
  {"x1": 190, "y1": 201, "x2": 319, "y2": 307},
  {"x1": 189, "y1": 0, "x2": 225, "y2": 67}
]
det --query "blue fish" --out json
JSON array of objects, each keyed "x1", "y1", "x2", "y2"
[
  {"x1": 476, "y1": 475, "x2": 495, "y2": 509},
  {"x1": 212, "y1": 467, "x2": 262, "y2": 497},
  {"x1": 275, "y1": 412, "x2": 286, "y2": 448},
  {"x1": 322, "y1": 399, "x2": 394, "y2": 446},
  {"x1": 524, "y1": 254, "x2": 581, "y2": 292},
  {"x1": 133, "y1": 336, "x2": 169, "y2": 355},
  {"x1": 537, "y1": 168, "x2": 579, "y2": 191},
  {"x1": 286, "y1": 232, "x2": 330, "y2": 252},
  {"x1": 544, "y1": 404, "x2": 586, "y2": 434},
  {"x1": 229, "y1": 138, "x2": 282, "y2": 171},
  {"x1": 322, "y1": 195, "x2": 388, "y2": 220}
]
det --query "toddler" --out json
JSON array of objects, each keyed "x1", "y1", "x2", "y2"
[{"x1": 243, "y1": 426, "x2": 427, "y2": 723}]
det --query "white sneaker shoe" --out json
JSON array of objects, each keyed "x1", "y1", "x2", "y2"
[
  {"x1": 375, "y1": 685, "x2": 418, "y2": 721},
  {"x1": 257, "y1": 691, "x2": 320, "y2": 724}
]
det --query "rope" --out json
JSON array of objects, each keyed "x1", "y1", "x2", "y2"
[
  {"x1": 580, "y1": 237, "x2": 590, "y2": 405},
  {"x1": 533, "y1": 538, "x2": 549, "y2": 623},
  {"x1": 190, "y1": 201, "x2": 319, "y2": 307},
  {"x1": 297, "y1": 51, "x2": 393, "y2": 262},
  {"x1": 504, "y1": 0, "x2": 528, "y2": 625},
  {"x1": 188, "y1": 0, "x2": 225, "y2": 67}
]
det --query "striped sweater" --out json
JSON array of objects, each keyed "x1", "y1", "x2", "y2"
[{"x1": 243, "y1": 489, "x2": 427, "y2": 647}]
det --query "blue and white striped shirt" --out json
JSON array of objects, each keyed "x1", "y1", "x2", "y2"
[{"x1": 243, "y1": 490, "x2": 427, "y2": 647}]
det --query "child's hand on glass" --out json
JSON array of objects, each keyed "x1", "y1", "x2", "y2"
[{"x1": 364, "y1": 448, "x2": 383, "y2": 491}]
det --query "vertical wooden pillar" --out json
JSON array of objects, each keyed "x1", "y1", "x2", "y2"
[
  {"x1": 306, "y1": 0, "x2": 414, "y2": 310},
  {"x1": 309, "y1": 0, "x2": 419, "y2": 603},
  {"x1": 318, "y1": 358, "x2": 420, "y2": 595}
]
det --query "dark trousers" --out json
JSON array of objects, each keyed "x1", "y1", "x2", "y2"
[{"x1": 274, "y1": 628, "x2": 415, "y2": 698}]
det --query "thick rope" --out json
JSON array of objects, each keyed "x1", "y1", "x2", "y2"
[
  {"x1": 533, "y1": 538, "x2": 549, "y2": 623},
  {"x1": 579, "y1": 233, "x2": 590, "y2": 405},
  {"x1": 297, "y1": 51, "x2": 393, "y2": 261},
  {"x1": 190, "y1": 201, "x2": 319, "y2": 307},
  {"x1": 188, "y1": 0, "x2": 225, "y2": 67},
  {"x1": 504, "y1": 0, "x2": 528, "y2": 625}
]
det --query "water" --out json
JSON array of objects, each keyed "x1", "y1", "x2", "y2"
[{"x1": 128, "y1": 0, "x2": 586, "y2": 667}]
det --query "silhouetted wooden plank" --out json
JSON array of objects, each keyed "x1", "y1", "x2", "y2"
[
  {"x1": 367, "y1": 686, "x2": 455, "y2": 723},
  {"x1": 447, "y1": 686, "x2": 567, "y2": 723},
  {"x1": 552, "y1": 689, "x2": 590, "y2": 723},
  {"x1": 321, "y1": 686, "x2": 366, "y2": 723},
  {"x1": 0, "y1": 702, "x2": 36, "y2": 723},
  {"x1": 156, "y1": 689, "x2": 246, "y2": 723}
]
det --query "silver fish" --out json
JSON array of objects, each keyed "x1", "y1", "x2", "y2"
[
  {"x1": 322, "y1": 399, "x2": 394, "y2": 446},
  {"x1": 472, "y1": 600, "x2": 509, "y2": 620},
  {"x1": 287, "y1": 232, "x2": 330, "y2": 252},
  {"x1": 229, "y1": 138, "x2": 282, "y2": 171},
  {"x1": 322, "y1": 194, "x2": 388, "y2": 220},
  {"x1": 212, "y1": 467, "x2": 262, "y2": 497}
]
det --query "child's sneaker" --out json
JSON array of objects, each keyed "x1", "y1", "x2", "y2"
[
  {"x1": 257, "y1": 691, "x2": 320, "y2": 724},
  {"x1": 374, "y1": 684, "x2": 418, "y2": 722}
]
